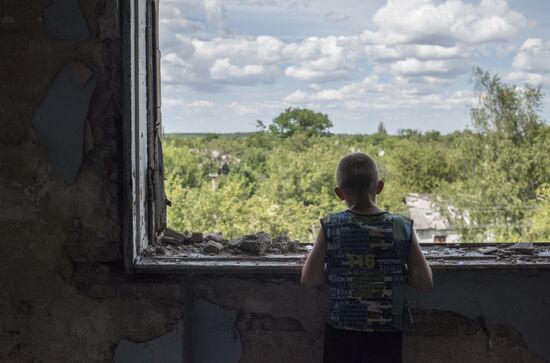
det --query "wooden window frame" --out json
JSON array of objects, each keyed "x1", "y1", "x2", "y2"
[{"x1": 122, "y1": 0, "x2": 165, "y2": 272}]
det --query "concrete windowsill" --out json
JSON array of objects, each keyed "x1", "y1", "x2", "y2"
[{"x1": 134, "y1": 243, "x2": 550, "y2": 274}]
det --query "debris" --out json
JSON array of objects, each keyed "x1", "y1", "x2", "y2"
[
  {"x1": 270, "y1": 235, "x2": 289, "y2": 251},
  {"x1": 155, "y1": 246, "x2": 167, "y2": 255},
  {"x1": 231, "y1": 232, "x2": 272, "y2": 254},
  {"x1": 190, "y1": 232, "x2": 204, "y2": 244},
  {"x1": 273, "y1": 235, "x2": 290, "y2": 244},
  {"x1": 203, "y1": 241, "x2": 224, "y2": 255},
  {"x1": 143, "y1": 246, "x2": 167, "y2": 256},
  {"x1": 165, "y1": 228, "x2": 188, "y2": 240},
  {"x1": 163, "y1": 229, "x2": 191, "y2": 245},
  {"x1": 162, "y1": 236, "x2": 183, "y2": 246},
  {"x1": 509, "y1": 242, "x2": 535, "y2": 254},
  {"x1": 287, "y1": 240, "x2": 300, "y2": 252},
  {"x1": 478, "y1": 246, "x2": 498, "y2": 255},
  {"x1": 204, "y1": 232, "x2": 223, "y2": 243}
]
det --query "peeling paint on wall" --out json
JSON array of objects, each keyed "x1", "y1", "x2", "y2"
[
  {"x1": 44, "y1": 0, "x2": 89, "y2": 43},
  {"x1": 115, "y1": 321, "x2": 183, "y2": 363},
  {"x1": 192, "y1": 298, "x2": 242, "y2": 363},
  {"x1": 32, "y1": 61, "x2": 97, "y2": 184},
  {"x1": 1, "y1": 2, "x2": 184, "y2": 362}
]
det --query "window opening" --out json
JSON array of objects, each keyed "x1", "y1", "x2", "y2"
[
  {"x1": 123, "y1": 0, "x2": 550, "y2": 272},
  {"x1": 158, "y1": 0, "x2": 550, "y2": 250}
]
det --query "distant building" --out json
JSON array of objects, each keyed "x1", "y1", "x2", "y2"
[{"x1": 405, "y1": 193, "x2": 460, "y2": 244}]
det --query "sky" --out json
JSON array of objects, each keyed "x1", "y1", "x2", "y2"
[{"x1": 159, "y1": 0, "x2": 550, "y2": 134}]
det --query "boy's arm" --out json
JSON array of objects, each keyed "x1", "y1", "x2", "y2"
[
  {"x1": 406, "y1": 230, "x2": 433, "y2": 291},
  {"x1": 301, "y1": 225, "x2": 327, "y2": 288}
]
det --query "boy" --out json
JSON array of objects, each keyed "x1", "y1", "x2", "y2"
[{"x1": 301, "y1": 152, "x2": 433, "y2": 363}]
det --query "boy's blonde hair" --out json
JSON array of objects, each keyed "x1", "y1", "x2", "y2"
[{"x1": 336, "y1": 152, "x2": 380, "y2": 198}]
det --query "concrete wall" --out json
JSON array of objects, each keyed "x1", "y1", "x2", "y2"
[
  {"x1": 114, "y1": 271, "x2": 550, "y2": 363},
  {"x1": 1, "y1": 1, "x2": 549, "y2": 363},
  {"x1": 1, "y1": 2, "x2": 183, "y2": 362},
  {"x1": 190, "y1": 272, "x2": 549, "y2": 363}
]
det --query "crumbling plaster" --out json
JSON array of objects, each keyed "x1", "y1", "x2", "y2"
[
  {"x1": 193, "y1": 273, "x2": 549, "y2": 363},
  {"x1": 1, "y1": 1, "x2": 182, "y2": 362}
]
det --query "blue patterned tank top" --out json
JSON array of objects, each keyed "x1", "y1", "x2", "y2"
[{"x1": 322, "y1": 210, "x2": 413, "y2": 332}]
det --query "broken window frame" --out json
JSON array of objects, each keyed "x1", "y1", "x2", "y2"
[
  {"x1": 121, "y1": 0, "x2": 550, "y2": 274},
  {"x1": 122, "y1": 0, "x2": 166, "y2": 272}
]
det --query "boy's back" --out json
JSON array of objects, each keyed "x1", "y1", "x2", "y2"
[
  {"x1": 301, "y1": 152, "x2": 432, "y2": 363},
  {"x1": 323, "y1": 210, "x2": 413, "y2": 332}
]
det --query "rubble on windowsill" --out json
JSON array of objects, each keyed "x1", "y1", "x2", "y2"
[
  {"x1": 139, "y1": 230, "x2": 550, "y2": 272},
  {"x1": 419, "y1": 242, "x2": 550, "y2": 268},
  {"x1": 142, "y1": 229, "x2": 309, "y2": 258}
]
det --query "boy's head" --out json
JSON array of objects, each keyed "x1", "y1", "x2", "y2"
[{"x1": 335, "y1": 152, "x2": 383, "y2": 203}]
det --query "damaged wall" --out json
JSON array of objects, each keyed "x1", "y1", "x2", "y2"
[
  {"x1": 1, "y1": 1, "x2": 550, "y2": 363},
  {"x1": 0, "y1": 1, "x2": 183, "y2": 362},
  {"x1": 192, "y1": 271, "x2": 550, "y2": 363}
]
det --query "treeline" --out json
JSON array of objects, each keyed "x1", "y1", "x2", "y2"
[{"x1": 163, "y1": 69, "x2": 550, "y2": 242}]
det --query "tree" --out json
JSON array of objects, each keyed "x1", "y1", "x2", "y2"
[
  {"x1": 439, "y1": 68, "x2": 549, "y2": 241},
  {"x1": 470, "y1": 67, "x2": 543, "y2": 145},
  {"x1": 377, "y1": 122, "x2": 387, "y2": 135},
  {"x1": 528, "y1": 184, "x2": 550, "y2": 241},
  {"x1": 268, "y1": 107, "x2": 333, "y2": 138},
  {"x1": 397, "y1": 128, "x2": 421, "y2": 138},
  {"x1": 255, "y1": 120, "x2": 266, "y2": 131}
]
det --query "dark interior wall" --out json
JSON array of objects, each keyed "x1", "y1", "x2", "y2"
[
  {"x1": 193, "y1": 272, "x2": 549, "y2": 363},
  {"x1": 409, "y1": 270, "x2": 550, "y2": 361},
  {"x1": 0, "y1": 1, "x2": 182, "y2": 362}
]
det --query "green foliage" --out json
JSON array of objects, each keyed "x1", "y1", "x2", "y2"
[
  {"x1": 164, "y1": 124, "x2": 549, "y2": 242},
  {"x1": 471, "y1": 67, "x2": 544, "y2": 145},
  {"x1": 437, "y1": 68, "x2": 550, "y2": 241},
  {"x1": 377, "y1": 122, "x2": 387, "y2": 135},
  {"x1": 163, "y1": 70, "x2": 549, "y2": 243},
  {"x1": 385, "y1": 139, "x2": 454, "y2": 193},
  {"x1": 267, "y1": 107, "x2": 333, "y2": 138},
  {"x1": 528, "y1": 184, "x2": 550, "y2": 240}
]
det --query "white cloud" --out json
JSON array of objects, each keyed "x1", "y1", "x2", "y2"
[
  {"x1": 161, "y1": 53, "x2": 192, "y2": 82},
  {"x1": 390, "y1": 58, "x2": 466, "y2": 77},
  {"x1": 210, "y1": 58, "x2": 270, "y2": 81},
  {"x1": 228, "y1": 0, "x2": 309, "y2": 8},
  {"x1": 160, "y1": 0, "x2": 530, "y2": 90},
  {"x1": 229, "y1": 102, "x2": 257, "y2": 115},
  {"x1": 366, "y1": 44, "x2": 463, "y2": 62},
  {"x1": 283, "y1": 75, "x2": 474, "y2": 112},
  {"x1": 189, "y1": 100, "x2": 215, "y2": 108},
  {"x1": 344, "y1": 89, "x2": 475, "y2": 111},
  {"x1": 163, "y1": 98, "x2": 215, "y2": 108},
  {"x1": 284, "y1": 76, "x2": 385, "y2": 103},
  {"x1": 368, "y1": 0, "x2": 527, "y2": 46},
  {"x1": 204, "y1": 0, "x2": 226, "y2": 32},
  {"x1": 324, "y1": 11, "x2": 349, "y2": 23},
  {"x1": 282, "y1": 35, "x2": 363, "y2": 81},
  {"x1": 284, "y1": 66, "x2": 347, "y2": 82},
  {"x1": 512, "y1": 38, "x2": 550, "y2": 73},
  {"x1": 357, "y1": 0, "x2": 528, "y2": 85},
  {"x1": 192, "y1": 36, "x2": 284, "y2": 63},
  {"x1": 507, "y1": 38, "x2": 550, "y2": 86}
]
